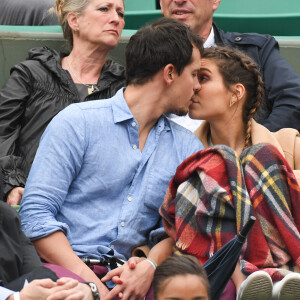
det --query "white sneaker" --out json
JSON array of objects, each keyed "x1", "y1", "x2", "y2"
[
  {"x1": 236, "y1": 271, "x2": 273, "y2": 300},
  {"x1": 272, "y1": 272, "x2": 300, "y2": 300}
]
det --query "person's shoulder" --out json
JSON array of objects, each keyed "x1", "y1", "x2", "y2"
[
  {"x1": 103, "y1": 59, "x2": 125, "y2": 79},
  {"x1": 166, "y1": 117, "x2": 195, "y2": 134},
  {"x1": 59, "y1": 99, "x2": 113, "y2": 120},
  {"x1": 216, "y1": 25, "x2": 276, "y2": 48},
  {"x1": 11, "y1": 47, "x2": 60, "y2": 72}
]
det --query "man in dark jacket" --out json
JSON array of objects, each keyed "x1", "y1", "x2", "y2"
[
  {"x1": 161, "y1": 0, "x2": 300, "y2": 132},
  {"x1": 0, "y1": 171, "x2": 94, "y2": 300},
  {"x1": 0, "y1": 0, "x2": 59, "y2": 25}
]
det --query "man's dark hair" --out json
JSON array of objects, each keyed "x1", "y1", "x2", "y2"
[
  {"x1": 153, "y1": 254, "x2": 210, "y2": 300},
  {"x1": 125, "y1": 17, "x2": 204, "y2": 85}
]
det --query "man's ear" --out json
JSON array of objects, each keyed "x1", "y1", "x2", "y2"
[
  {"x1": 67, "y1": 11, "x2": 79, "y2": 32},
  {"x1": 163, "y1": 64, "x2": 176, "y2": 86},
  {"x1": 212, "y1": 0, "x2": 221, "y2": 12}
]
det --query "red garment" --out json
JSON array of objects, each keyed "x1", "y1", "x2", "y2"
[{"x1": 160, "y1": 144, "x2": 300, "y2": 280}]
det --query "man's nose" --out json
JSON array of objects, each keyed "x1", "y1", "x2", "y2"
[
  {"x1": 174, "y1": 0, "x2": 187, "y2": 5},
  {"x1": 193, "y1": 81, "x2": 201, "y2": 94}
]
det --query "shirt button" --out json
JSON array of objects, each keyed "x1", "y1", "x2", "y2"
[
  {"x1": 121, "y1": 222, "x2": 125, "y2": 227},
  {"x1": 128, "y1": 197, "x2": 132, "y2": 202},
  {"x1": 235, "y1": 36, "x2": 242, "y2": 42},
  {"x1": 133, "y1": 145, "x2": 137, "y2": 150},
  {"x1": 111, "y1": 244, "x2": 114, "y2": 249},
  {"x1": 132, "y1": 122, "x2": 136, "y2": 127}
]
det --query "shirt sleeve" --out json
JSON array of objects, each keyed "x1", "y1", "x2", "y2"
[
  {"x1": 148, "y1": 219, "x2": 168, "y2": 247},
  {"x1": 185, "y1": 132, "x2": 204, "y2": 158},
  {"x1": 0, "y1": 65, "x2": 32, "y2": 197},
  {"x1": 0, "y1": 286, "x2": 15, "y2": 300},
  {"x1": 19, "y1": 104, "x2": 86, "y2": 241},
  {"x1": 258, "y1": 36, "x2": 300, "y2": 132}
]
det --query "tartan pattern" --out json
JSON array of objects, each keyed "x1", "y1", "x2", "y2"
[{"x1": 160, "y1": 144, "x2": 300, "y2": 280}]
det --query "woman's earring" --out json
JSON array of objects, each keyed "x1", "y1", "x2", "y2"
[
  {"x1": 229, "y1": 98, "x2": 236, "y2": 107},
  {"x1": 74, "y1": 28, "x2": 79, "y2": 33}
]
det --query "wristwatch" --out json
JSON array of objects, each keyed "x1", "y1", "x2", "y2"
[{"x1": 83, "y1": 282, "x2": 100, "y2": 300}]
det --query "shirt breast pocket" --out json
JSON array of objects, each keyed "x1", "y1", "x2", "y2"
[{"x1": 143, "y1": 168, "x2": 175, "y2": 224}]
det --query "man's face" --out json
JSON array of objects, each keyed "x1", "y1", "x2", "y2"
[
  {"x1": 168, "y1": 47, "x2": 201, "y2": 116},
  {"x1": 160, "y1": 0, "x2": 221, "y2": 36}
]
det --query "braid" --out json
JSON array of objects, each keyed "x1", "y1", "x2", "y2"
[
  {"x1": 202, "y1": 46, "x2": 264, "y2": 150},
  {"x1": 241, "y1": 57, "x2": 264, "y2": 149}
]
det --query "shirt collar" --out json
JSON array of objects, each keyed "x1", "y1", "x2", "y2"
[
  {"x1": 203, "y1": 26, "x2": 216, "y2": 48},
  {"x1": 112, "y1": 88, "x2": 171, "y2": 132},
  {"x1": 112, "y1": 88, "x2": 135, "y2": 123}
]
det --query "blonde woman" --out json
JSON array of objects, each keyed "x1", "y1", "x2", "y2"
[{"x1": 0, "y1": 0, "x2": 125, "y2": 205}]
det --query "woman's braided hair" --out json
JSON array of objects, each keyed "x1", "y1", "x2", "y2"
[
  {"x1": 50, "y1": 0, "x2": 90, "y2": 48},
  {"x1": 202, "y1": 46, "x2": 265, "y2": 149}
]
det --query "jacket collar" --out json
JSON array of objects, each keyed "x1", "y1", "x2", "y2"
[
  {"x1": 27, "y1": 47, "x2": 125, "y2": 94},
  {"x1": 212, "y1": 22, "x2": 228, "y2": 45}
]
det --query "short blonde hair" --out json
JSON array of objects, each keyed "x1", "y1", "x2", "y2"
[{"x1": 51, "y1": 0, "x2": 90, "y2": 48}]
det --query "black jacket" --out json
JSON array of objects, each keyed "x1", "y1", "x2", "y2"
[
  {"x1": 0, "y1": 47, "x2": 125, "y2": 198},
  {"x1": 0, "y1": 201, "x2": 42, "y2": 284},
  {"x1": 0, "y1": 201, "x2": 58, "y2": 290},
  {"x1": 213, "y1": 23, "x2": 300, "y2": 132}
]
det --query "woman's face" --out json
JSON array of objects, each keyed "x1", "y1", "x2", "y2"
[
  {"x1": 189, "y1": 58, "x2": 233, "y2": 122},
  {"x1": 157, "y1": 274, "x2": 209, "y2": 300},
  {"x1": 75, "y1": 0, "x2": 125, "y2": 49}
]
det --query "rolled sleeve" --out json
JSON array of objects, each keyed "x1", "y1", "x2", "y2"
[{"x1": 149, "y1": 223, "x2": 168, "y2": 247}]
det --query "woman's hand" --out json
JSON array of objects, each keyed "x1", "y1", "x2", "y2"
[
  {"x1": 7, "y1": 187, "x2": 24, "y2": 205},
  {"x1": 102, "y1": 258, "x2": 154, "y2": 300}
]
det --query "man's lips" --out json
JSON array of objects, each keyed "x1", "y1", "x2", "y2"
[{"x1": 171, "y1": 8, "x2": 192, "y2": 17}]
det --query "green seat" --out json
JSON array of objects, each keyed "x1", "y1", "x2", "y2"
[
  {"x1": 12, "y1": 205, "x2": 20, "y2": 212},
  {"x1": 124, "y1": 0, "x2": 157, "y2": 11},
  {"x1": 124, "y1": 10, "x2": 161, "y2": 30},
  {"x1": 214, "y1": 0, "x2": 300, "y2": 36}
]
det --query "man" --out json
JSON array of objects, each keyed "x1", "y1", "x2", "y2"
[
  {"x1": 161, "y1": 0, "x2": 300, "y2": 132},
  {"x1": 19, "y1": 18, "x2": 204, "y2": 299},
  {"x1": 0, "y1": 198, "x2": 94, "y2": 300}
]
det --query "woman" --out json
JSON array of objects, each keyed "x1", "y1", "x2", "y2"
[
  {"x1": 0, "y1": 0, "x2": 126, "y2": 205},
  {"x1": 159, "y1": 47, "x2": 300, "y2": 300},
  {"x1": 191, "y1": 46, "x2": 300, "y2": 183},
  {"x1": 153, "y1": 255, "x2": 210, "y2": 300}
]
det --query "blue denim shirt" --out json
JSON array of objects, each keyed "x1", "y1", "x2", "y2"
[{"x1": 20, "y1": 89, "x2": 203, "y2": 261}]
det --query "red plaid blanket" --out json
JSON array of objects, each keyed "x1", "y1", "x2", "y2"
[{"x1": 160, "y1": 144, "x2": 300, "y2": 280}]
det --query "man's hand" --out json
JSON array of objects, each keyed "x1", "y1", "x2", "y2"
[
  {"x1": 47, "y1": 278, "x2": 93, "y2": 300},
  {"x1": 19, "y1": 278, "x2": 57, "y2": 300},
  {"x1": 101, "y1": 257, "x2": 144, "y2": 285},
  {"x1": 7, "y1": 187, "x2": 24, "y2": 205},
  {"x1": 102, "y1": 259, "x2": 155, "y2": 300}
]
